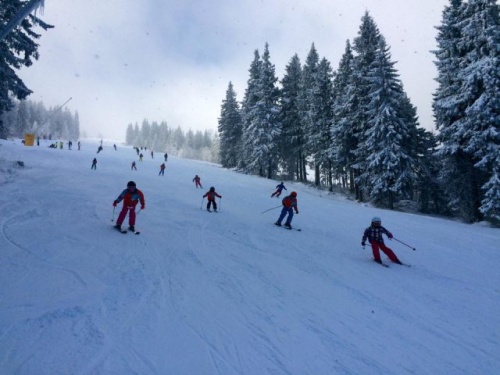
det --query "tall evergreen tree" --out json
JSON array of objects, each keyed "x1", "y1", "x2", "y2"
[
  {"x1": 433, "y1": 0, "x2": 500, "y2": 222},
  {"x1": 126, "y1": 123, "x2": 135, "y2": 145},
  {"x1": 460, "y1": 0, "x2": 500, "y2": 221},
  {"x1": 300, "y1": 44, "x2": 321, "y2": 185},
  {"x1": 310, "y1": 57, "x2": 335, "y2": 189},
  {"x1": 360, "y1": 38, "x2": 418, "y2": 209},
  {"x1": 0, "y1": 0, "x2": 53, "y2": 138},
  {"x1": 243, "y1": 43, "x2": 281, "y2": 178},
  {"x1": 330, "y1": 40, "x2": 357, "y2": 191},
  {"x1": 239, "y1": 50, "x2": 262, "y2": 171},
  {"x1": 351, "y1": 12, "x2": 385, "y2": 201},
  {"x1": 218, "y1": 82, "x2": 242, "y2": 168},
  {"x1": 279, "y1": 54, "x2": 305, "y2": 180}
]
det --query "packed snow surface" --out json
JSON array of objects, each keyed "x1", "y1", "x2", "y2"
[{"x1": 0, "y1": 139, "x2": 499, "y2": 375}]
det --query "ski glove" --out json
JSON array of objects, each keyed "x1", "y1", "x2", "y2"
[
  {"x1": 388, "y1": 233, "x2": 393, "y2": 239},
  {"x1": 361, "y1": 242, "x2": 366, "y2": 247},
  {"x1": 113, "y1": 201, "x2": 118, "y2": 207},
  {"x1": 141, "y1": 205, "x2": 145, "y2": 210}
]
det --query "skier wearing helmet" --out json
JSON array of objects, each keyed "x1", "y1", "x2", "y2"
[
  {"x1": 275, "y1": 191, "x2": 299, "y2": 229},
  {"x1": 362, "y1": 217, "x2": 402, "y2": 265},
  {"x1": 203, "y1": 186, "x2": 222, "y2": 212},
  {"x1": 113, "y1": 181, "x2": 145, "y2": 232}
]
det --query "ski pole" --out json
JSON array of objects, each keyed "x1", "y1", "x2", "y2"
[
  {"x1": 200, "y1": 197, "x2": 205, "y2": 209},
  {"x1": 393, "y1": 237, "x2": 416, "y2": 251},
  {"x1": 111, "y1": 206, "x2": 116, "y2": 222},
  {"x1": 260, "y1": 205, "x2": 282, "y2": 214}
]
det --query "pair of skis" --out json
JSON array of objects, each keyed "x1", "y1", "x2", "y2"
[
  {"x1": 375, "y1": 260, "x2": 411, "y2": 268},
  {"x1": 114, "y1": 226, "x2": 140, "y2": 235},
  {"x1": 274, "y1": 223, "x2": 301, "y2": 231}
]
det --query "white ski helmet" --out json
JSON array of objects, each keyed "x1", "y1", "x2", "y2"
[{"x1": 371, "y1": 216, "x2": 381, "y2": 223}]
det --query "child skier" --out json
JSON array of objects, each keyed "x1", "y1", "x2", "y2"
[
  {"x1": 361, "y1": 217, "x2": 402, "y2": 265},
  {"x1": 91, "y1": 158, "x2": 97, "y2": 170},
  {"x1": 131, "y1": 161, "x2": 137, "y2": 170},
  {"x1": 193, "y1": 175, "x2": 202, "y2": 188},
  {"x1": 113, "y1": 181, "x2": 145, "y2": 232},
  {"x1": 159, "y1": 163, "x2": 166, "y2": 176},
  {"x1": 203, "y1": 187, "x2": 222, "y2": 212},
  {"x1": 274, "y1": 191, "x2": 298, "y2": 228},
  {"x1": 271, "y1": 182, "x2": 287, "y2": 198}
]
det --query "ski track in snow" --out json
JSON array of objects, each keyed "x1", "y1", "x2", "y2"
[{"x1": 0, "y1": 139, "x2": 499, "y2": 375}]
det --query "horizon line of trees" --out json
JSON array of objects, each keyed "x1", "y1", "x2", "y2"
[
  {"x1": 1, "y1": 98, "x2": 80, "y2": 140},
  {"x1": 218, "y1": 1, "x2": 499, "y2": 224},
  {"x1": 124, "y1": 120, "x2": 219, "y2": 163}
]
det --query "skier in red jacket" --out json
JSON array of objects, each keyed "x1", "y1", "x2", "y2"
[
  {"x1": 113, "y1": 181, "x2": 145, "y2": 232},
  {"x1": 203, "y1": 187, "x2": 222, "y2": 212},
  {"x1": 274, "y1": 191, "x2": 298, "y2": 229},
  {"x1": 193, "y1": 175, "x2": 202, "y2": 188}
]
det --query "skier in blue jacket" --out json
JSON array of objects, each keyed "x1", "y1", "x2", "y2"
[{"x1": 271, "y1": 182, "x2": 287, "y2": 198}]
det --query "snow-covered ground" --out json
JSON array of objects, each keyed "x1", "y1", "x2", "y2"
[{"x1": 0, "y1": 138, "x2": 499, "y2": 375}]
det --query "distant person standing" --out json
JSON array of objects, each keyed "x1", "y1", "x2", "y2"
[
  {"x1": 78, "y1": 141, "x2": 81, "y2": 150},
  {"x1": 274, "y1": 192, "x2": 298, "y2": 229},
  {"x1": 139, "y1": 153, "x2": 143, "y2": 162},
  {"x1": 164, "y1": 152, "x2": 168, "y2": 162},
  {"x1": 151, "y1": 150, "x2": 154, "y2": 159},
  {"x1": 91, "y1": 158, "x2": 97, "y2": 170},
  {"x1": 131, "y1": 161, "x2": 137, "y2": 171},
  {"x1": 271, "y1": 182, "x2": 287, "y2": 198},
  {"x1": 113, "y1": 144, "x2": 117, "y2": 150},
  {"x1": 193, "y1": 175, "x2": 202, "y2": 188},
  {"x1": 159, "y1": 163, "x2": 166, "y2": 176}
]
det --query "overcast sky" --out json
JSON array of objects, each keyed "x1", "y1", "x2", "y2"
[{"x1": 19, "y1": 0, "x2": 449, "y2": 140}]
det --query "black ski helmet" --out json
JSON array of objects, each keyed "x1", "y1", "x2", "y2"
[
  {"x1": 127, "y1": 181, "x2": 136, "y2": 188},
  {"x1": 210, "y1": 186, "x2": 215, "y2": 191}
]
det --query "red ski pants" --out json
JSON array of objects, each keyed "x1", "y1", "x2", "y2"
[
  {"x1": 371, "y1": 241, "x2": 400, "y2": 263},
  {"x1": 117, "y1": 206, "x2": 136, "y2": 226}
]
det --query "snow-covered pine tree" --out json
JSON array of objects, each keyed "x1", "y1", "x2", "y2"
[
  {"x1": 330, "y1": 40, "x2": 358, "y2": 192},
  {"x1": 433, "y1": 0, "x2": 500, "y2": 222},
  {"x1": 310, "y1": 58, "x2": 335, "y2": 190},
  {"x1": 351, "y1": 12, "x2": 385, "y2": 201},
  {"x1": 244, "y1": 43, "x2": 281, "y2": 178},
  {"x1": 218, "y1": 82, "x2": 243, "y2": 169},
  {"x1": 239, "y1": 50, "x2": 262, "y2": 172},
  {"x1": 0, "y1": 0, "x2": 53, "y2": 139},
  {"x1": 279, "y1": 54, "x2": 305, "y2": 180},
  {"x1": 480, "y1": 153, "x2": 500, "y2": 222},
  {"x1": 126, "y1": 124, "x2": 135, "y2": 145},
  {"x1": 300, "y1": 44, "x2": 321, "y2": 185},
  {"x1": 360, "y1": 38, "x2": 418, "y2": 209},
  {"x1": 460, "y1": 0, "x2": 500, "y2": 222}
]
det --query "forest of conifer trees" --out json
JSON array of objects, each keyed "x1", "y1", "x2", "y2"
[
  {"x1": 217, "y1": 2, "x2": 499, "y2": 224},
  {"x1": 1, "y1": 99, "x2": 80, "y2": 141},
  {"x1": 124, "y1": 120, "x2": 219, "y2": 163}
]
